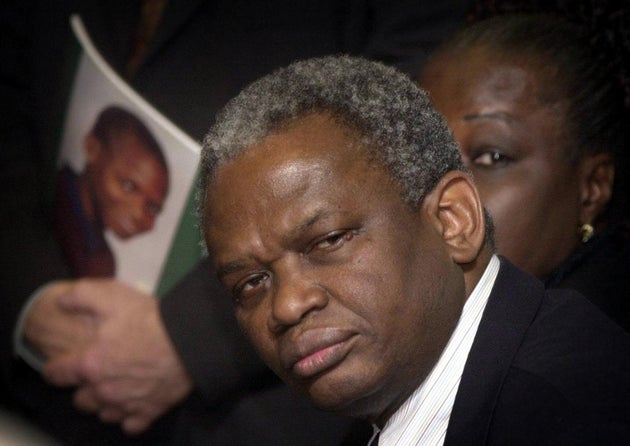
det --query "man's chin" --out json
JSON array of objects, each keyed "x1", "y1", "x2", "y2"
[{"x1": 298, "y1": 371, "x2": 370, "y2": 415}]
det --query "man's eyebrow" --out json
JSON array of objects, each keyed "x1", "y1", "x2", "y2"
[
  {"x1": 217, "y1": 260, "x2": 249, "y2": 279},
  {"x1": 217, "y1": 208, "x2": 338, "y2": 279},
  {"x1": 286, "y1": 208, "x2": 333, "y2": 240}
]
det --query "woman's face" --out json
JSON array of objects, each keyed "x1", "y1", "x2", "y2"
[{"x1": 420, "y1": 47, "x2": 583, "y2": 277}]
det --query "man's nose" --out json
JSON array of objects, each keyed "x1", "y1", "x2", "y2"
[{"x1": 268, "y1": 259, "x2": 328, "y2": 332}]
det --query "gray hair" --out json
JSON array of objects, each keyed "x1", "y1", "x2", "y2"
[{"x1": 198, "y1": 55, "x2": 465, "y2": 228}]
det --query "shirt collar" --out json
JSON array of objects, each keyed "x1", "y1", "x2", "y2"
[{"x1": 373, "y1": 255, "x2": 501, "y2": 446}]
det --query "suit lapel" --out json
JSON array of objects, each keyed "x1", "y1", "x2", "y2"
[{"x1": 444, "y1": 258, "x2": 545, "y2": 445}]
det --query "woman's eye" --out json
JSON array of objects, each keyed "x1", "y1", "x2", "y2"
[{"x1": 471, "y1": 150, "x2": 512, "y2": 167}]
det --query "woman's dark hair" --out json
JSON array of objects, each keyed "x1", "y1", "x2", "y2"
[{"x1": 467, "y1": 0, "x2": 629, "y2": 107}]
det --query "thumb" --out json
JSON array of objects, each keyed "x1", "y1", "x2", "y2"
[{"x1": 56, "y1": 280, "x2": 113, "y2": 318}]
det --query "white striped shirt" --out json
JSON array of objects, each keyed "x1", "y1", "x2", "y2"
[{"x1": 373, "y1": 255, "x2": 500, "y2": 446}]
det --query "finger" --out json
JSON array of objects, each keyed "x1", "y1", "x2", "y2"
[
  {"x1": 122, "y1": 412, "x2": 156, "y2": 435},
  {"x1": 73, "y1": 386, "x2": 101, "y2": 413},
  {"x1": 42, "y1": 351, "x2": 86, "y2": 386},
  {"x1": 56, "y1": 280, "x2": 112, "y2": 317},
  {"x1": 90, "y1": 378, "x2": 138, "y2": 406},
  {"x1": 43, "y1": 348, "x2": 101, "y2": 386},
  {"x1": 98, "y1": 406, "x2": 125, "y2": 424}
]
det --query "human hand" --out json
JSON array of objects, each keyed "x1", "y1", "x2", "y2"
[
  {"x1": 42, "y1": 279, "x2": 193, "y2": 434},
  {"x1": 23, "y1": 281, "x2": 96, "y2": 362}
]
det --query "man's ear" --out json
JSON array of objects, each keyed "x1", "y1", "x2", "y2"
[
  {"x1": 423, "y1": 171, "x2": 486, "y2": 264},
  {"x1": 578, "y1": 153, "x2": 614, "y2": 226}
]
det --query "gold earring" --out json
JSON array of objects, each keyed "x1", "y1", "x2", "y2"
[{"x1": 578, "y1": 223, "x2": 594, "y2": 243}]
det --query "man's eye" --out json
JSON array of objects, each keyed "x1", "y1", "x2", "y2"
[
  {"x1": 234, "y1": 273, "x2": 269, "y2": 301},
  {"x1": 311, "y1": 230, "x2": 354, "y2": 252},
  {"x1": 471, "y1": 151, "x2": 512, "y2": 167},
  {"x1": 121, "y1": 178, "x2": 138, "y2": 192}
]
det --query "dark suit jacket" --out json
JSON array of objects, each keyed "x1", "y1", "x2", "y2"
[
  {"x1": 0, "y1": 0, "x2": 471, "y2": 444},
  {"x1": 545, "y1": 224, "x2": 630, "y2": 332},
  {"x1": 445, "y1": 257, "x2": 630, "y2": 445}
]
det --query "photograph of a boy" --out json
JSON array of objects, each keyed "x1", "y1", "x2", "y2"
[{"x1": 53, "y1": 105, "x2": 170, "y2": 278}]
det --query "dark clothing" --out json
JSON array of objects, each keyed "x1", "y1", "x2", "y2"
[
  {"x1": 544, "y1": 224, "x2": 630, "y2": 332},
  {"x1": 445, "y1": 257, "x2": 630, "y2": 445},
  {"x1": 53, "y1": 165, "x2": 115, "y2": 277},
  {"x1": 0, "y1": 0, "x2": 472, "y2": 444}
]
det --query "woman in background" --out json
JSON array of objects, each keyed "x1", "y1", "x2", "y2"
[{"x1": 419, "y1": 10, "x2": 630, "y2": 330}]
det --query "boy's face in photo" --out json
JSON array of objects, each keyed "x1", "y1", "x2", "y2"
[{"x1": 84, "y1": 131, "x2": 169, "y2": 239}]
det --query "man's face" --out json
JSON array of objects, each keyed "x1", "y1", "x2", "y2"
[
  {"x1": 87, "y1": 132, "x2": 169, "y2": 239},
  {"x1": 204, "y1": 114, "x2": 465, "y2": 423}
]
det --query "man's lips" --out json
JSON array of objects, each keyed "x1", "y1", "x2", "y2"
[{"x1": 280, "y1": 328, "x2": 356, "y2": 379}]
